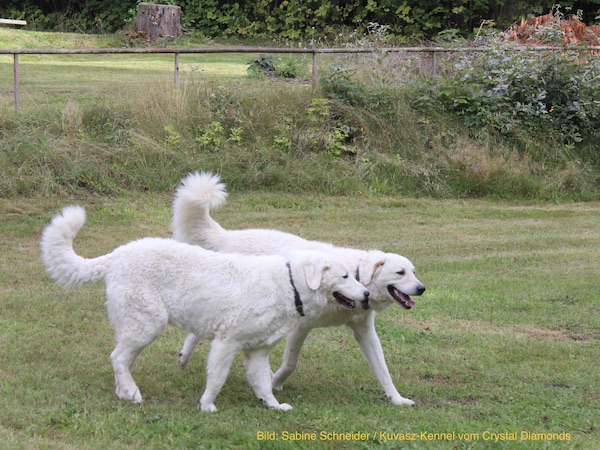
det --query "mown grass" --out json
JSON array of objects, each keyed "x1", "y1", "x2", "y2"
[
  {"x1": 1, "y1": 193, "x2": 598, "y2": 449},
  {"x1": 0, "y1": 52, "x2": 260, "y2": 105},
  {"x1": 0, "y1": 29, "x2": 598, "y2": 448}
]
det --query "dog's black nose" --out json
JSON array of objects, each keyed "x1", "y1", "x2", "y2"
[
  {"x1": 417, "y1": 285, "x2": 426, "y2": 295},
  {"x1": 360, "y1": 291, "x2": 370, "y2": 309}
]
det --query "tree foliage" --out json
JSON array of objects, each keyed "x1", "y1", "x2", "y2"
[
  {"x1": 0, "y1": 1, "x2": 137, "y2": 33},
  {"x1": 2, "y1": 1, "x2": 600, "y2": 39}
]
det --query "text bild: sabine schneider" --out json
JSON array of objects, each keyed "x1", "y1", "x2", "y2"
[{"x1": 257, "y1": 430, "x2": 572, "y2": 442}]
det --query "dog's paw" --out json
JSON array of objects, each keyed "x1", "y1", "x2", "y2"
[
  {"x1": 271, "y1": 373, "x2": 285, "y2": 391},
  {"x1": 116, "y1": 387, "x2": 143, "y2": 404},
  {"x1": 178, "y1": 352, "x2": 189, "y2": 369},
  {"x1": 273, "y1": 403, "x2": 293, "y2": 412},
  {"x1": 200, "y1": 403, "x2": 218, "y2": 413},
  {"x1": 390, "y1": 396, "x2": 415, "y2": 406}
]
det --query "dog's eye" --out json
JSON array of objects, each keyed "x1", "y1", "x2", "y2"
[
  {"x1": 396, "y1": 270, "x2": 406, "y2": 276},
  {"x1": 342, "y1": 275, "x2": 349, "y2": 279}
]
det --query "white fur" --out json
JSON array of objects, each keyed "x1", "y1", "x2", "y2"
[
  {"x1": 41, "y1": 205, "x2": 369, "y2": 412},
  {"x1": 172, "y1": 171, "x2": 426, "y2": 406}
]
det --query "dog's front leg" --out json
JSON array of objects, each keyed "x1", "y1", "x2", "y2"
[
  {"x1": 178, "y1": 333, "x2": 201, "y2": 368},
  {"x1": 200, "y1": 339, "x2": 237, "y2": 413},
  {"x1": 349, "y1": 312, "x2": 415, "y2": 406},
  {"x1": 271, "y1": 323, "x2": 311, "y2": 391},
  {"x1": 244, "y1": 348, "x2": 292, "y2": 411}
]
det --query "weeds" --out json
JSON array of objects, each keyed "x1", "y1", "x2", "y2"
[
  {"x1": 414, "y1": 41, "x2": 600, "y2": 148},
  {"x1": 1, "y1": 33, "x2": 598, "y2": 200},
  {"x1": 247, "y1": 54, "x2": 308, "y2": 79}
]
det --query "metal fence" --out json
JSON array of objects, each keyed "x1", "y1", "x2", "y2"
[{"x1": 2, "y1": 45, "x2": 599, "y2": 112}]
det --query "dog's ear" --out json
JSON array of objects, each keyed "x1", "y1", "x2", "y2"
[
  {"x1": 304, "y1": 261, "x2": 330, "y2": 290},
  {"x1": 360, "y1": 256, "x2": 386, "y2": 286}
]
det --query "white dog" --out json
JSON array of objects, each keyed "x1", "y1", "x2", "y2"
[
  {"x1": 172, "y1": 172, "x2": 426, "y2": 406},
  {"x1": 41, "y1": 205, "x2": 369, "y2": 412}
]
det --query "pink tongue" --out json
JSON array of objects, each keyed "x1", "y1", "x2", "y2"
[{"x1": 399, "y1": 292, "x2": 416, "y2": 308}]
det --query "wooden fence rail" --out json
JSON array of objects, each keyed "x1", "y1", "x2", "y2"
[
  {"x1": 2, "y1": 46, "x2": 599, "y2": 112},
  {"x1": 0, "y1": 19, "x2": 27, "y2": 26}
]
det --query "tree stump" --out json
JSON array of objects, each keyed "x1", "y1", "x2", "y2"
[{"x1": 136, "y1": 3, "x2": 182, "y2": 40}]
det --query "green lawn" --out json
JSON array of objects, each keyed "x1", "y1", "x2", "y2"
[
  {"x1": 1, "y1": 193, "x2": 598, "y2": 449},
  {"x1": 1, "y1": 28, "x2": 298, "y2": 108},
  {"x1": 0, "y1": 52, "x2": 253, "y2": 102},
  {"x1": 1, "y1": 27, "x2": 598, "y2": 449}
]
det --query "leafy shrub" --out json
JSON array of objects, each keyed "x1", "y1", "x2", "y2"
[
  {"x1": 320, "y1": 65, "x2": 397, "y2": 121},
  {"x1": 247, "y1": 55, "x2": 276, "y2": 77},
  {"x1": 247, "y1": 55, "x2": 306, "y2": 79},
  {"x1": 274, "y1": 56, "x2": 305, "y2": 78},
  {"x1": 0, "y1": 1, "x2": 136, "y2": 33},
  {"x1": 4, "y1": 1, "x2": 599, "y2": 40},
  {"x1": 320, "y1": 66, "x2": 365, "y2": 105},
  {"x1": 414, "y1": 42, "x2": 600, "y2": 147}
]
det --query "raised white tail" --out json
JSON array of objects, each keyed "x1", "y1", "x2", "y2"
[
  {"x1": 40, "y1": 205, "x2": 111, "y2": 288},
  {"x1": 171, "y1": 171, "x2": 228, "y2": 247}
]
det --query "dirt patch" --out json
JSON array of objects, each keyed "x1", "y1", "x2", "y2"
[{"x1": 403, "y1": 316, "x2": 590, "y2": 342}]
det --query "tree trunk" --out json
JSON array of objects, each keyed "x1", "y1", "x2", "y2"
[{"x1": 136, "y1": 3, "x2": 182, "y2": 40}]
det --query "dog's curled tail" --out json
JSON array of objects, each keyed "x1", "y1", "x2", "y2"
[
  {"x1": 41, "y1": 205, "x2": 111, "y2": 289},
  {"x1": 172, "y1": 171, "x2": 228, "y2": 245}
]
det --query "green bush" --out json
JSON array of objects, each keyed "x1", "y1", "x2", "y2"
[
  {"x1": 5, "y1": 1, "x2": 586, "y2": 40},
  {"x1": 414, "y1": 43, "x2": 600, "y2": 148},
  {"x1": 247, "y1": 55, "x2": 308, "y2": 79},
  {"x1": 0, "y1": 1, "x2": 136, "y2": 33},
  {"x1": 1, "y1": 41, "x2": 599, "y2": 201}
]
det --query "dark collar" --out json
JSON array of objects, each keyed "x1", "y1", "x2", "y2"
[{"x1": 286, "y1": 262, "x2": 305, "y2": 317}]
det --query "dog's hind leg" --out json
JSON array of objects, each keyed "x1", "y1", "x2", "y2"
[
  {"x1": 244, "y1": 348, "x2": 292, "y2": 411},
  {"x1": 108, "y1": 294, "x2": 168, "y2": 404},
  {"x1": 271, "y1": 324, "x2": 311, "y2": 391},
  {"x1": 178, "y1": 333, "x2": 201, "y2": 368},
  {"x1": 110, "y1": 339, "x2": 151, "y2": 404},
  {"x1": 200, "y1": 338, "x2": 238, "y2": 413},
  {"x1": 348, "y1": 312, "x2": 415, "y2": 406}
]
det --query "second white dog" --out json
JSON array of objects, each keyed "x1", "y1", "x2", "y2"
[
  {"x1": 172, "y1": 172, "x2": 426, "y2": 406},
  {"x1": 41, "y1": 205, "x2": 369, "y2": 412}
]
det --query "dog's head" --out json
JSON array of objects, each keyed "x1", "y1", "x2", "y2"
[
  {"x1": 357, "y1": 252, "x2": 425, "y2": 311},
  {"x1": 292, "y1": 251, "x2": 370, "y2": 311}
]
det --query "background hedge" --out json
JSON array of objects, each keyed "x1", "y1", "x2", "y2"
[{"x1": 2, "y1": 1, "x2": 600, "y2": 40}]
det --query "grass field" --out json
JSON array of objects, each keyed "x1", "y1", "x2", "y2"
[
  {"x1": 0, "y1": 28, "x2": 314, "y2": 108},
  {"x1": 1, "y1": 28, "x2": 598, "y2": 448},
  {"x1": 1, "y1": 193, "x2": 598, "y2": 449},
  {"x1": 0, "y1": 51, "x2": 260, "y2": 110}
]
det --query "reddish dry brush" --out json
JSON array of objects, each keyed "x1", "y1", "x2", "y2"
[{"x1": 506, "y1": 12, "x2": 600, "y2": 47}]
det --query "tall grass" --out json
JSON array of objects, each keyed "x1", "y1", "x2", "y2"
[
  {"x1": 2, "y1": 72, "x2": 596, "y2": 200},
  {"x1": 1, "y1": 30, "x2": 598, "y2": 200}
]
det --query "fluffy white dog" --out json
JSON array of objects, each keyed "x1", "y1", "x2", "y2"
[
  {"x1": 41, "y1": 205, "x2": 369, "y2": 412},
  {"x1": 172, "y1": 172, "x2": 426, "y2": 406}
]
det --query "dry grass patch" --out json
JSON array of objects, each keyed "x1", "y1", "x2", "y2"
[{"x1": 401, "y1": 316, "x2": 588, "y2": 342}]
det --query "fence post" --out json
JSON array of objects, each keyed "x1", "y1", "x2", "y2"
[
  {"x1": 13, "y1": 54, "x2": 19, "y2": 112},
  {"x1": 174, "y1": 52, "x2": 179, "y2": 88},
  {"x1": 312, "y1": 51, "x2": 317, "y2": 87},
  {"x1": 432, "y1": 50, "x2": 437, "y2": 76}
]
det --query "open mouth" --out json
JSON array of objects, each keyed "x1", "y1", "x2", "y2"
[
  {"x1": 387, "y1": 285, "x2": 416, "y2": 309},
  {"x1": 333, "y1": 292, "x2": 357, "y2": 310}
]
